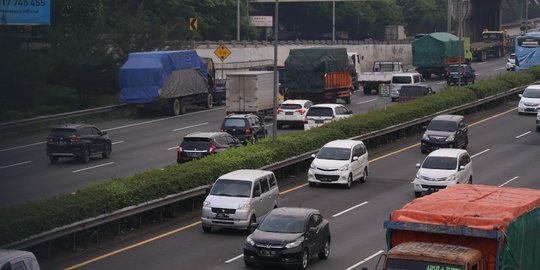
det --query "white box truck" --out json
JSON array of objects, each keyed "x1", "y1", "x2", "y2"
[{"x1": 226, "y1": 71, "x2": 275, "y2": 118}]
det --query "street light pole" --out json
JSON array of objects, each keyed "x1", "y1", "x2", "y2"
[
  {"x1": 237, "y1": 0, "x2": 241, "y2": 41},
  {"x1": 332, "y1": 0, "x2": 336, "y2": 43},
  {"x1": 272, "y1": 0, "x2": 279, "y2": 143}
]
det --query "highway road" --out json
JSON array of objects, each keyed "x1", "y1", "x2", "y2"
[
  {"x1": 39, "y1": 100, "x2": 540, "y2": 270},
  {"x1": 0, "y1": 56, "x2": 511, "y2": 207}
]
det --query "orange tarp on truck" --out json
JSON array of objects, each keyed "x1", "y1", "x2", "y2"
[{"x1": 391, "y1": 184, "x2": 540, "y2": 231}]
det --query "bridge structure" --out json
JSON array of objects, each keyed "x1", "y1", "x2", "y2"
[{"x1": 450, "y1": 0, "x2": 504, "y2": 42}]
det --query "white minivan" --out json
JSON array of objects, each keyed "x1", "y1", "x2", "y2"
[
  {"x1": 308, "y1": 139, "x2": 369, "y2": 188},
  {"x1": 304, "y1": 104, "x2": 353, "y2": 130},
  {"x1": 0, "y1": 249, "x2": 40, "y2": 270},
  {"x1": 390, "y1": 72, "x2": 423, "y2": 102},
  {"x1": 201, "y1": 169, "x2": 279, "y2": 233},
  {"x1": 412, "y1": 149, "x2": 473, "y2": 197}
]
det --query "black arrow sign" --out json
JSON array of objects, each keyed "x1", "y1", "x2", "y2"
[{"x1": 189, "y1": 18, "x2": 198, "y2": 31}]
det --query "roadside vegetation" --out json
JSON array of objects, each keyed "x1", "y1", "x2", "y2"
[{"x1": 1, "y1": 66, "x2": 539, "y2": 246}]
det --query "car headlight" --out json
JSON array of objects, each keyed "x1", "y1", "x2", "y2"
[
  {"x1": 415, "y1": 172, "x2": 422, "y2": 180},
  {"x1": 446, "y1": 135, "x2": 455, "y2": 142},
  {"x1": 519, "y1": 100, "x2": 524, "y2": 105},
  {"x1": 446, "y1": 175, "x2": 456, "y2": 182},
  {"x1": 285, "y1": 239, "x2": 303, "y2": 249},
  {"x1": 246, "y1": 235, "x2": 255, "y2": 246},
  {"x1": 422, "y1": 134, "x2": 429, "y2": 140},
  {"x1": 238, "y1": 204, "x2": 252, "y2": 210},
  {"x1": 310, "y1": 162, "x2": 316, "y2": 170},
  {"x1": 339, "y1": 165, "x2": 349, "y2": 171},
  {"x1": 203, "y1": 201, "x2": 211, "y2": 207}
]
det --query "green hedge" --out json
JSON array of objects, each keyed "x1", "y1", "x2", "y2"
[{"x1": 2, "y1": 67, "x2": 540, "y2": 246}]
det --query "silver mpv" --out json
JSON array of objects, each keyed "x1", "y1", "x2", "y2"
[{"x1": 201, "y1": 169, "x2": 279, "y2": 233}]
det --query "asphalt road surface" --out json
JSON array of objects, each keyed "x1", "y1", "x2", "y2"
[
  {"x1": 37, "y1": 99, "x2": 540, "y2": 270},
  {"x1": 0, "y1": 56, "x2": 511, "y2": 207}
]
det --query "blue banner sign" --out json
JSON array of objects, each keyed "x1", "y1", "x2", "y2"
[{"x1": 0, "y1": 0, "x2": 50, "y2": 25}]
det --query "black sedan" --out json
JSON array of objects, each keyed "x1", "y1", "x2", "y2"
[
  {"x1": 177, "y1": 132, "x2": 241, "y2": 163},
  {"x1": 243, "y1": 207, "x2": 331, "y2": 269}
]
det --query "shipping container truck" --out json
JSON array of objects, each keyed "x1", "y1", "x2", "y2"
[
  {"x1": 471, "y1": 30, "x2": 514, "y2": 62},
  {"x1": 358, "y1": 61, "x2": 405, "y2": 95},
  {"x1": 284, "y1": 47, "x2": 353, "y2": 104},
  {"x1": 119, "y1": 50, "x2": 214, "y2": 115},
  {"x1": 226, "y1": 71, "x2": 275, "y2": 119},
  {"x1": 413, "y1": 32, "x2": 472, "y2": 79},
  {"x1": 377, "y1": 184, "x2": 540, "y2": 270}
]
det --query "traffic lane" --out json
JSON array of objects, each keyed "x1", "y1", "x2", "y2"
[{"x1": 47, "y1": 103, "x2": 529, "y2": 270}]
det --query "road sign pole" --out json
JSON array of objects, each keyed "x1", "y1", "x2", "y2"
[{"x1": 272, "y1": 0, "x2": 279, "y2": 144}]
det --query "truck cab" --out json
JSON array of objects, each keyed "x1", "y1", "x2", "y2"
[
  {"x1": 383, "y1": 242, "x2": 484, "y2": 270},
  {"x1": 348, "y1": 52, "x2": 361, "y2": 90}
]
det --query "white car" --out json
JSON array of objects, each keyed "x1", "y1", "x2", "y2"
[
  {"x1": 506, "y1": 53, "x2": 516, "y2": 71},
  {"x1": 304, "y1": 104, "x2": 353, "y2": 130},
  {"x1": 276, "y1": 99, "x2": 313, "y2": 129},
  {"x1": 412, "y1": 149, "x2": 473, "y2": 197},
  {"x1": 536, "y1": 106, "x2": 540, "y2": 132},
  {"x1": 308, "y1": 140, "x2": 369, "y2": 188},
  {"x1": 518, "y1": 85, "x2": 540, "y2": 114}
]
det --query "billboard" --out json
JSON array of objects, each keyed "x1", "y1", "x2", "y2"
[
  {"x1": 0, "y1": 0, "x2": 51, "y2": 25},
  {"x1": 249, "y1": 16, "x2": 272, "y2": 27}
]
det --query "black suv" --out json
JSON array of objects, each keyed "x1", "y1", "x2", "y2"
[
  {"x1": 421, "y1": 115, "x2": 468, "y2": 154},
  {"x1": 446, "y1": 64, "x2": 475, "y2": 85},
  {"x1": 177, "y1": 132, "x2": 241, "y2": 163},
  {"x1": 46, "y1": 124, "x2": 112, "y2": 163},
  {"x1": 220, "y1": 114, "x2": 267, "y2": 144}
]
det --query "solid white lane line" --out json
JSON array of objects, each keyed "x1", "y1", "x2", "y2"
[
  {"x1": 112, "y1": 141, "x2": 124, "y2": 145},
  {"x1": 264, "y1": 124, "x2": 273, "y2": 127},
  {"x1": 72, "y1": 162, "x2": 115, "y2": 173},
  {"x1": 499, "y1": 176, "x2": 519, "y2": 187},
  {"x1": 437, "y1": 81, "x2": 447, "y2": 85},
  {"x1": 225, "y1": 254, "x2": 243, "y2": 264},
  {"x1": 0, "y1": 141, "x2": 44, "y2": 153},
  {"x1": 515, "y1": 131, "x2": 531, "y2": 139},
  {"x1": 0, "y1": 160, "x2": 32, "y2": 170},
  {"x1": 104, "y1": 107, "x2": 224, "y2": 132},
  {"x1": 356, "y1": 98, "x2": 378, "y2": 105},
  {"x1": 332, "y1": 201, "x2": 368, "y2": 218},
  {"x1": 494, "y1": 67, "x2": 506, "y2": 71},
  {"x1": 477, "y1": 62, "x2": 487, "y2": 65},
  {"x1": 346, "y1": 250, "x2": 385, "y2": 270},
  {"x1": 172, "y1": 122, "x2": 209, "y2": 132},
  {"x1": 167, "y1": 146, "x2": 178, "y2": 151},
  {"x1": 471, "y1": 149, "x2": 490, "y2": 159},
  {"x1": 476, "y1": 72, "x2": 482, "y2": 76}
]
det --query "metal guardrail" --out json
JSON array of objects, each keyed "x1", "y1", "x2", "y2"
[
  {"x1": 196, "y1": 38, "x2": 410, "y2": 49},
  {"x1": 2, "y1": 84, "x2": 525, "y2": 250}
]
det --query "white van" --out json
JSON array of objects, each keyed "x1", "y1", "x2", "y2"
[
  {"x1": 201, "y1": 169, "x2": 279, "y2": 233},
  {"x1": 390, "y1": 72, "x2": 423, "y2": 102},
  {"x1": 0, "y1": 249, "x2": 40, "y2": 270}
]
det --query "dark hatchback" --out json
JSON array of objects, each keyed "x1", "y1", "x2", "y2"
[
  {"x1": 244, "y1": 207, "x2": 331, "y2": 270},
  {"x1": 46, "y1": 124, "x2": 111, "y2": 163},
  {"x1": 398, "y1": 84, "x2": 434, "y2": 102},
  {"x1": 177, "y1": 132, "x2": 241, "y2": 163},
  {"x1": 446, "y1": 64, "x2": 475, "y2": 85},
  {"x1": 220, "y1": 114, "x2": 267, "y2": 144},
  {"x1": 421, "y1": 115, "x2": 468, "y2": 154}
]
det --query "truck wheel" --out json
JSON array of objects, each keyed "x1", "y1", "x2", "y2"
[
  {"x1": 205, "y1": 93, "x2": 213, "y2": 109},
  {"x1": 415, "y1": 191, "x2": 422, "y2": 198},
  {"x1": 170, "y1": 98, "x2": 181, "y2": 116},
  {"x1": 180, "y1": 98, "x2": 187, "y2": 114},
  {"x1": 344, "y1": 96, "x2": 351, "y2": 104}
]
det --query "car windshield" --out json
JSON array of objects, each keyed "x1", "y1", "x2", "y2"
[
  {"x1": 223, "y1": 118, "x2": 246, "y2": 128},
  {"x1": 427, "y1": 120, "x2": 457, "y2": 132},
  {"x1": 307, "y1": 107, "x2": 333, "y2": 117},
  {"x1": 258, "y1": 214, "x2": 305, "y2": 233},
  {"x1": 422, "y1": 156, "x2": 457, "y2": 170},
  {"x1": 317, "y1": 147, "x2": 351, "y2": 160},
  {"x1": 182, "y1": 137, "x2": 211, "y2": 149},
  {"x1": 392, "y1": 76, "x2": 412, "y2": 84},
  {"x1": 280, "y1": 103, "x2": 302, "y2": 110},
  {"x1": 523, "y1": 88, "x2": 540, "y2": 98},
  {"x1": 209, "y1": 179, "x2": 252, "y2": 197},
  {"x1": 50, "y1": 128, "x2": 77, "y2": 138},
  {"x1": 448, "y1": 66, "x2": 467, "y2": 72}
]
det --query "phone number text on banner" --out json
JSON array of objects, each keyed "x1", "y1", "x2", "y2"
[{"x1": 0, "y1": 0, "x2": 50, "y2": 25}]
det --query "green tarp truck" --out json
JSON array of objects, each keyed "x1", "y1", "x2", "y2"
[{"x1": 413, "y1": 32, "x2": 472, "y2": 79}]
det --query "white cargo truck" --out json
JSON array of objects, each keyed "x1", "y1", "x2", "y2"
[{"x1": 226, "y1": 71, "x2": 275, "y2": 119}]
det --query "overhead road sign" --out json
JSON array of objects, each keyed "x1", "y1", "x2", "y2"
[
  {"x1": 249, "y1": 16, "x2": 273, "y2": 27},
  {"x1": 0, "y1": 0, "x2": 51, "y2": 25}
]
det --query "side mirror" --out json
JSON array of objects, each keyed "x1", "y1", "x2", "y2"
[
  {"x1": 422, "y1": 125, "x2": 427, "y2": 130},
  {"x1": 459, "y1": 165, "x2": 465, "y2": 171},
  {"x1": 311, "y1": 154, "x2": 316, "y2": 158},
  {"x1": 353, "y1": 156, "x2": 359, "y2": 161},
  {"x1": 101, "y1": 131, "x2": 108, "y2": 135},
  {"x1": 416, "y1": 163, "x2": 421, "y2": 168},
  {"x1": 519, "y1": 94, "x2": 523, "y2": 98},
  {"x1": 308, "y1": 227, "x2": 318, "y2": 234}
]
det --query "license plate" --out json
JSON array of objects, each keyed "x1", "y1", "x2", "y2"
[
  {"x1": 56, "y1": 141, "x2": 66, "y2": 146},
  {"x1": 315, "y1": 120, "x2": 324, "y2": 124},
  {"x1": 285, "y1": 112, "x2": 293, "y2": 115},
  {"x1": 260, "y1": 250, "x2": 277, "y2": 256},
  {"x1": 216, "y1": 213, "x2": 229, "y2": 218}
]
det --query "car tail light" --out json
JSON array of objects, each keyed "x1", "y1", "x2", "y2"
[
  {"x1": 209, "y1": 144, "x2": 216, "y2": 154},
  {"x1": 276, "y1": 109, "x2": 284, "y2": 113},
  {"x1": 245, "y1": 128, "x2": 251, "y2": 135},
  {"x1": 177, "y1": 145, "x2": 182, "y2": 160},
  {"x1": 47, "y1": 136, "x2": 53, "y2": 142},
  {"x1": 295, "y1": 109, "x2": 305, "y2": 114},
  {"x1": 220, "y1": 128, "x2": 224, "y2": 132},
  {"x1": 69, "y1": 135, "x2": 80, "y2": 142}
]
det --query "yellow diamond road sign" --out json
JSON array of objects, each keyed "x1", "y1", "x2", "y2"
[{"x1": 214, "y1": 44, "x2": 231, "y2": 62}]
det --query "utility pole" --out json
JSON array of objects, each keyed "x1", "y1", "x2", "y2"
[
  {"x1": 272, "y1": 0, "x2": 279, "y2": 143},
  {"x1": 447, "y1": 0, "x2": 452, "y2": 33},
  {"x1": 332, "y1": 0, "x2": 336, "y2": 43},
  {"x1": 457, "y1": 0, "x2": 469, "y2": 89},
  {"x1": 237, "y1": 0, "x2": 241, "y2": 41}
]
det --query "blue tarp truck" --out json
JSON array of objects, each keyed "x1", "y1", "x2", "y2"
[{"x1": 119, "y1": 50, "x2": 214, "y2": 115}]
